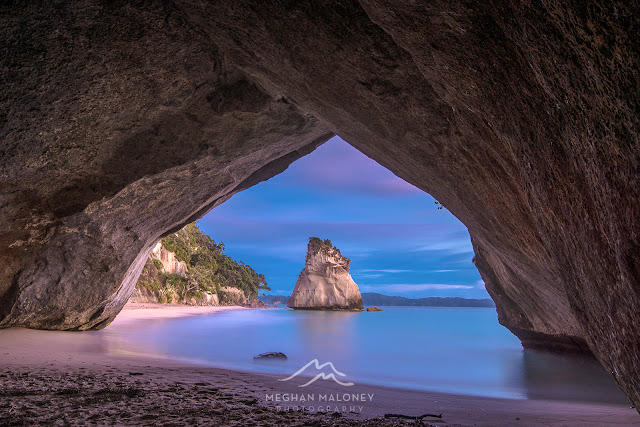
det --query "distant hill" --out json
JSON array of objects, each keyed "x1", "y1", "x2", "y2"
[
  {"x1": 361, "y1": 293, "x2": 495, "y2": 307},
  {"x1": 259, "y1": 292, "x2": 494, "y2": 307}
]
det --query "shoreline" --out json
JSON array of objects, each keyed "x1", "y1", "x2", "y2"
[
  {"x1": 117, "y1": 302, "x2": 248, "y2": 324},
  {"x1": 0, "y1": 308, "x2": 637, "y2": 425}
]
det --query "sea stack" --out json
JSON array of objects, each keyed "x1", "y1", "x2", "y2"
[{"x1": 288, "y1": 238, "x2": 364, "y2": 311}]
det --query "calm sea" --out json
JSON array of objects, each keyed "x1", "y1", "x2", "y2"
[{"x1": 97, "y1": 306, "x2": 629, "y2": 404}]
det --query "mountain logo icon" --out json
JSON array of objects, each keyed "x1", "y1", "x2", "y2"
[{"x1": 278, "y1": 359, "x2": 355, "y2": 387}]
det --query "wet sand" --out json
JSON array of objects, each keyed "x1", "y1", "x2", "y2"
[{"x1": 0, "y1": 304, "x2": 637, "y2": 426}]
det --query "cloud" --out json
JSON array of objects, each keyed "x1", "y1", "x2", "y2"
[
  {"x1": 415, "y1": 238, "x2": 474, "y2": 254},
  {"x1": 359, "y1": 269, "x2": 413, "y2": 273},
  {"x1": 352, "y1": 273, "x2": 384, "y2": 279}
]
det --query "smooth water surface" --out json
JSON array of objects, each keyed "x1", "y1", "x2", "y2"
[{"x1": 97, "y1": 307, "x2": 628, "y2": 403}]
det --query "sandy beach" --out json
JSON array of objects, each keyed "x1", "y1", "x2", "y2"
[
  {"x1": 115, "y1": 302, "x2": 247, "y2": 322},
  {"x1": 0, "y1": 304, "x2": 637, "y2": 426}
]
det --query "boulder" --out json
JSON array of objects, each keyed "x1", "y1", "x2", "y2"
[
  {"x1": 366, "y1": 306, "x2": 383, "y2": 312},
  {"x1": 185, "y1": 292, "x2": 219, "y2": 307},
  {"x1": 288, "y1": 238, "x2": 363, "y2": 311},
  {"x1": 253, "y1": 352, "x2": 287, "y2": 361}
]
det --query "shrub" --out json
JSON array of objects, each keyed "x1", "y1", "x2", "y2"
[
  {"x1": 147, "y1": 280, "x2": 163, "y2": 291},
  {"x1": 310, "y1": 236, "x2": 336, "y2": 250}
]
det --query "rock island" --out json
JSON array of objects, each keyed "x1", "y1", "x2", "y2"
[{"x1": 288, "y1": 237, "x2": 363, "y2": 311}]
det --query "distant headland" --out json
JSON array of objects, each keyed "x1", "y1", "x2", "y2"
[{"x1": 261, "y1": 292, "x2": 495, "y2": 308}]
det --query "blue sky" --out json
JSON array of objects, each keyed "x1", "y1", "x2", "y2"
[{"x1": 199, "y1": 137, "x2": 488, "y2": 299}]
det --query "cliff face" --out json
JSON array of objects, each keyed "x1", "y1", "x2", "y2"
[
  {"x1": 1, "y1": 0, "x2": 639, "y2": 409},
  {"x1": 150, "y1": 242, "x2": 187, "y2": 277},
  {"x1": 288, "y1": 238, "x2": 363, "y2": 311},
  {"x1": 130, "y1": 244, "x2": 221, "y2": 306},
  {"x1": 131, "y1": 223, "x2": 262, "y2": 305}
]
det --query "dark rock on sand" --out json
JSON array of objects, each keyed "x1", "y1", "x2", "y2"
[{"x1": 253, "y1": 352, "x2": 287, "y2": 361}]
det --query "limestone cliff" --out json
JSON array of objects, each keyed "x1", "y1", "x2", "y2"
[
  {"x1": 288, "y1": 238, "x2": 363, "y2": 311},
  {"x1": 130, "y1": 241, "x2": 220, "y2": 305},
  {"x1": 129, "y1": 251, "x2": 221, "y2": 306},
  {"x1": 130, "y1": 223, "x2": 265, "y2": 305},
  {"x1": 150, "y1": 242, "x2": 187, "y2": 277}
]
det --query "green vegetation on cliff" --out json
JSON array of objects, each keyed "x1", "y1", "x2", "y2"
[
  {"x1": 136, "y1": 223, "x2": 269, "y2": 303},
  {"x1": 309, "y1": 236, "x2": 338, "y2": 252}
]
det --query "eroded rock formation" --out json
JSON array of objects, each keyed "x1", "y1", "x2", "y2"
[
  {"x1": 1, "y1": 0, "x2": 638, "y2": 409},
  {"x1": 288, "y1": 238, "x2": 363, "y2": 310}
]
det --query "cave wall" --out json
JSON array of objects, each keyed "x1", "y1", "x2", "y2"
[
  {"x1": 0, "y1": 1, "x2": 332, "y2": 329},
  {"x1": 1, "y1": 0, "x2": 638, "y2": 408},
  {"x1": 187, "y1": 0, "x2": 638, "y2": 405}
]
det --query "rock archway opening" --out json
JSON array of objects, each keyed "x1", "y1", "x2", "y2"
[
  {"x1": 200, "y1": 136, "x2": 488, "y2": 305},
  {"x1": 127, "y1": 136, "x2": 627, "y2": 404}
]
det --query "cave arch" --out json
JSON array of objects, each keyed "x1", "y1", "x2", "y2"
[{"x1": 1, "y1": 0, "x2": 637, "y2": 409}]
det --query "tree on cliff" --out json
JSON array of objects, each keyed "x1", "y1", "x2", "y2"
[{"x1": 137, "y1": 223, "x2": 270, "y2": 302}]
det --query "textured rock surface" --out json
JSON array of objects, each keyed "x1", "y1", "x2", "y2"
[
  {"x1": 1, "y1": 0, "x2": 639, "y2": 408},
  {"x1": 288, "y1": 238, "x2": 363, "y2": 310},
  {"x1": 0, "y1": 2, "x2": 332, "y2": 330},
  {"x1": 194, "y1": 1, "x2": 639, "y2": 406},
  {"x1": 150, "y1": 242, "x2": 187, "y2": 277}
]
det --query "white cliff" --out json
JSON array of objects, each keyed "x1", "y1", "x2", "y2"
[{"x1": 150, "y1": 241, "x2": 187, "y2": 277}]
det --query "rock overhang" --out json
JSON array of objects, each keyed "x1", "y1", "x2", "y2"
[{"x1": 1, "y1": 0, "x2": 638, "y2": 410}]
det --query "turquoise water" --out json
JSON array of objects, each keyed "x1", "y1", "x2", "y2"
[{"x1": 102, "y1": 306, "x2": 628, "y2": 403}]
